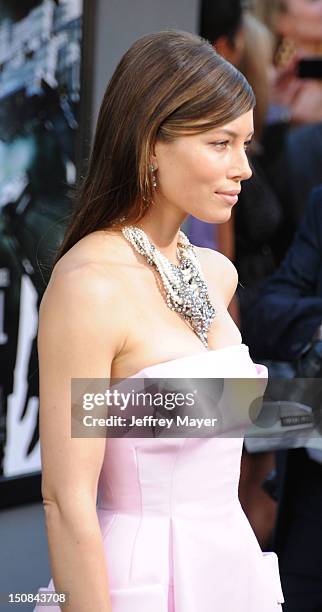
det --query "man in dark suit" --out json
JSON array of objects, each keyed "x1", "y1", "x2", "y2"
[{"x1": 242, "y1": 185, "x2": 322, "y2": 612}]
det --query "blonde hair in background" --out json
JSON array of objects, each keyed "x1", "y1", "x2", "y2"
[
  {"x1": 250, "y1": 0, "x2": 286, "y2": 32},
  {"x1": 250, "y1": 0, "x2": 286, "y2": 57},
  {"x1": 239, "y1": 13, "x2": 274, "y2": 138}
]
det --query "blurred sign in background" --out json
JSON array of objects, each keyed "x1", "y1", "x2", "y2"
[{"x1": 0, "y1": 0, "x2": 87, "y2": 490}]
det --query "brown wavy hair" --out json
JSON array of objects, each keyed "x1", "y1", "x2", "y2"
[{"x1": 53, "y1": 29, "x2": 255, "y2": 266}]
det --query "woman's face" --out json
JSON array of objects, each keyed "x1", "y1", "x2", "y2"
[
  {"x1": 153, "y1": 110, "x2": 254, "y2": 224},
  {"x1": 278, "y1": 0, "x2": 322, "y2": 46}
]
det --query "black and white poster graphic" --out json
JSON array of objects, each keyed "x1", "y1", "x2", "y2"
[{"x1": 0, "y1": 0, "x2": 85, "y2": 483}]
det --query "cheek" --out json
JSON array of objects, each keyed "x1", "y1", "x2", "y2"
[
  {"x1": 185, "y1": 148, "x2": 225, "y2": 184},
  {"x1": 158, "y1": 156, "x2": 187, "y2": 193},
  {"x1": 159, "y1": 149, "x2": 223, "y2": 193}
]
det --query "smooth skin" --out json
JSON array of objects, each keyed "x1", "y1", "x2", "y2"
[{"x1": 38, "y1": 109, "x2": 253, "y2": 611}]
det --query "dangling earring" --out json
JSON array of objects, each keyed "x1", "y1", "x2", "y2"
[{"x1": 149, "y1": 164, "x2": 157, "y2": 190}]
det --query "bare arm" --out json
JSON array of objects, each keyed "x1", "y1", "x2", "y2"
[{"x1": 38, "y1": 264, "x2": 127, "y2": 611}]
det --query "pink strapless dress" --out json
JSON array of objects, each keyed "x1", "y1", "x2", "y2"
[{"x1": 34, "y1": 343, "x2": 285, "y2": 611}]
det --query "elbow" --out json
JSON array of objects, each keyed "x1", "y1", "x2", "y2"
[
  {"x1": 41, "y1": 483, "x2": 97, "y2": 529},
  {"x1": 41, "y1": 489, "x2": 64, "y2": 530}
]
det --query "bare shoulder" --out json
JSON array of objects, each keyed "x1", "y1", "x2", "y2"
[
  {"x1": 39, "y1": 256, "x2": 128, "y2": 365},
  {"x1": 41, "y1": 258, "x2": 122, "y2": 317},
  {"x1": 194, "y1": 246, "x2": 238, "y2": 279},
  {"x1": 42, "y1": 230, "x2": 127, "y2": 311},
  {"x1": 194, "y1": 246, "x2": 238, "y2": 307}
]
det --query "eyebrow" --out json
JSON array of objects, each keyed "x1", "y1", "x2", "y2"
[{"x1": 213, "y1": 129, "x2": 254, "y2": 138}]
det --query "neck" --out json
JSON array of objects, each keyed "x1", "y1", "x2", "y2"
[{"x1": 134, "y1": 200, "x2": 188, "y2": 265}]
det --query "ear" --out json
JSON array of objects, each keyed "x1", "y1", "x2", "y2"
[
  {"x1": 149, "y1": 145, "x2": 158, "y2": 171},
  {"x1": 213, "y1": 36, "x2": 236, "y2": 63}
]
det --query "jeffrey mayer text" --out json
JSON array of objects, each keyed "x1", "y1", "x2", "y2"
[{"x1": 129, "y1": 415, "x2": 218, "y2": 429}]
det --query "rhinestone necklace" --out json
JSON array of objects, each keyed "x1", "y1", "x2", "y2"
[{"x1": 122, "y1": 225, "x2": 216, "y2": 347}]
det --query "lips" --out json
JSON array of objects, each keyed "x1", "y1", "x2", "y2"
[{"x1": 215, "y1": 191, "x2": 240, "y2": 205}]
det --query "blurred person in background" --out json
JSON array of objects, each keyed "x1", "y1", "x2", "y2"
[
  {"x1": 252, "y1": 0, "x2": 322, "y2": 62},
  {"x1": 243, "y1": 184, "x2": 322, "y2": 612},
  {"x1": 251, "y1": 0, "x2": 322, "y2": 224}
]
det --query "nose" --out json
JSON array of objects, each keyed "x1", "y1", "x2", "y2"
[{"x1": 228, "y1": 149, "x2": 252, "y2": 182}]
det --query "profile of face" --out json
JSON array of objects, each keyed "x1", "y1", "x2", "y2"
[
  {"x1": 277, "y1": 0, "x2": 322, "y2": 46},
  {"x1": 152, "y1": 109, "x2": 254, "y2": 225}
]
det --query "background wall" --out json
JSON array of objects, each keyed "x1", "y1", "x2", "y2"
[{"x1": 91, "y1": 0, "x2": 200, "y2": 129}]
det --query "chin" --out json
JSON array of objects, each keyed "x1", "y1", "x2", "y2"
[
  {"x1": 218, "y1": 210, "x2": 233, "y2": 223},
  {"x1": 192, "y1": 210, "x2": 232, "y2": 224}
]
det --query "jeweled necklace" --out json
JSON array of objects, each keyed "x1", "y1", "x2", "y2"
[{"x1": 122, "y1": 225, "x2": 216, "y2": 347}]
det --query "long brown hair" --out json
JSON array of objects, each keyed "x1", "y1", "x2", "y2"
[{"x1": 53, "y1": 29, "x2": 255, "y2": 266}]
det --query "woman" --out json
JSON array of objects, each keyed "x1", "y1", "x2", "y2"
[{"x1": 34, "y1": 31, "x2": 284, "y2": 611}]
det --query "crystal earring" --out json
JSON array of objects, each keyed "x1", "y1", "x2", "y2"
[{"x1": 149, "y1": 164, "x2": 157, "y2": 190}]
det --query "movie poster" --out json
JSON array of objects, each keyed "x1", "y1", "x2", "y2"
[{"x1": 0, "y1": 0, "x2": 85, "y2": 484}]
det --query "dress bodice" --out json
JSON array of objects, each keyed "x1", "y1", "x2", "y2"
[
  {"x1": 128, "y1": 342, "x2": 266, "y2": 378},
  {"x1": 36, "y1": 344, "x2": 284, "y2": 612},
  {"x1": 97, "y1": 343, "x2": 268, "y2": 512}
]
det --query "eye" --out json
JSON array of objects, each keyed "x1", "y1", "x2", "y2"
[
  {"x1": 211, "y1": 141, "x2": 229, "y2": 149},
  {"x1": 244, "y1": 140, "x2": 252, "y2": 151}
]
